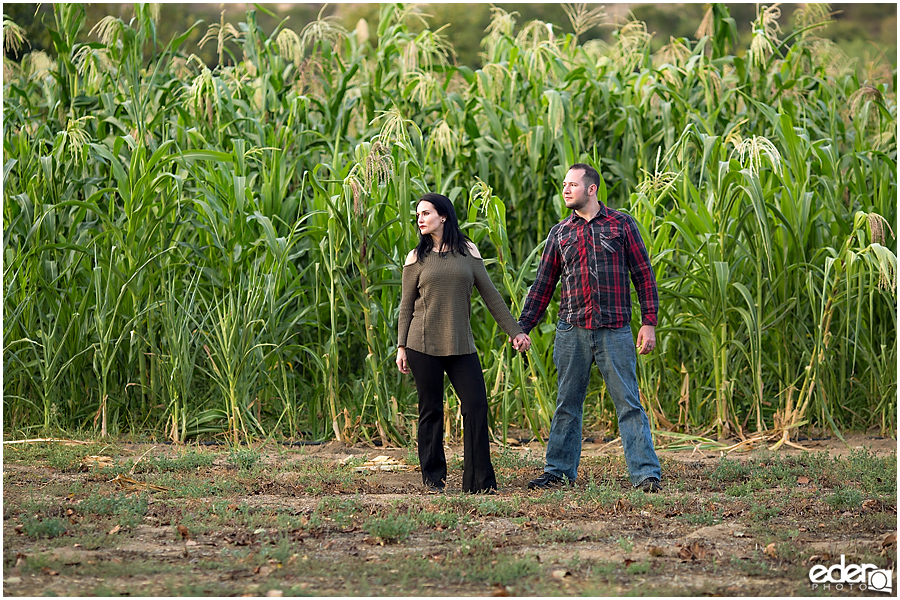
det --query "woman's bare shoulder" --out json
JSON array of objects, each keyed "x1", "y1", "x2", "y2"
[
  {"x1": 466, "y1": 241, "x2": 482, "y2": 258},
  {"x1": 404, "y1": 249, "x2": 418, "y2": 266}
]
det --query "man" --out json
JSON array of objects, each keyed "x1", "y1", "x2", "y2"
[{"x1": 518, "y1": 163, "x2": 662, "y2": 493}]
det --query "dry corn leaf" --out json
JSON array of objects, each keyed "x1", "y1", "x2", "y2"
[
  {"x1": 649, "y1": 546, "x2": 666, "y2": 557},
  {"x1": 797, "y1": 476, "x2": 810, "y2": 485},
  {"x1": 551, "y1": 569, "x2": 571, "y2": 579},
  {"x1": 764, "y1": 542, "x2": 777, "y2": 558},
  {"x1": 108, "y1": 525, "x2": 121, "y2": 535},
  {"x1": 882, "y1": 533, "x2": 897, "y2": 547},
  {"x1": 81, "y1": 455, "x2": 114, "y2": 470},
  {"x1": 110, "y1": 473, "x2": 169, "y2": 492},
  {"x1": 352, "y1": 456, "x2": 414, "y2": 472}
]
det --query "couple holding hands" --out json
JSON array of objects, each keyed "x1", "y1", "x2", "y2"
[{"x1": 396, "y1": 164, "x2": 662, "y2": 495}]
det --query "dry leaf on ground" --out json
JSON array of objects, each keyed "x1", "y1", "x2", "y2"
[
  {"x1": 678, "y1": 542, "x2": 706, "y2": 561},
  {"x1": 81, "y1": 456, "x2": 114, "y2": 470},
  {"x1": 110, "y1": 473, "x2": 169, "y2": 492},
  {"x1": 351, "y1": 455, "x2": 415, "y2": 472}
]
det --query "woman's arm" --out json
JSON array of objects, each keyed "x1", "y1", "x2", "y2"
[
  {"x1": 469, "y1": 242, "x2": 525, "y2": 339},
  {"x1": 396, "y1": 250, "x2": 419, "y2": 371}
]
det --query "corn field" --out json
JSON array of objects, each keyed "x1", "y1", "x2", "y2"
[{"x1": 3, "y1": 4, "x2": 897, "y2": 446}]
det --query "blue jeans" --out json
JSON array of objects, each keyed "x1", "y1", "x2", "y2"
[{"x1": 544, "y1": 320, "x2": 661, "y2": 486}]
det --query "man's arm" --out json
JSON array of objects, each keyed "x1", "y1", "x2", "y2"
[
  {"x1": 624, "y1": 216, "x2": 659, "y2": 327},
  {"x1": 518, "y1": 231, "x2": 562, "y2": 334}
]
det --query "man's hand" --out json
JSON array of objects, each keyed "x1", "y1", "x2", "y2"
[{"x1": 636, "y1": 325, "x2": 657, "y2": 355}]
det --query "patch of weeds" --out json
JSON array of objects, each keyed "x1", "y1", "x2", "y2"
[
  {"x1": 456, "y1": 533, "x2": 498, "y2": 557},
  {"x1": 843, "y1": 448, "x2": 897, "y2": 497},
  {"x1": 825, "y1": 486, "x2": 864, "y2": 510},
  {"x1": 417, "y1": 509, "x2": 459, "y2": 530},
  {"x1": 5, "y1": 440, "x2": 109, "y2": 471},
  {"x1": 364, "y1": 513, "x2": 417, "y2": 543},
  {"x1": 143, "y1": 450, "x2": 216, "y2": 473},
  {"x1": 626, "y1": 560, "x2": 650, "y2": 574},
  {"x1": 617, "y1": 536, "x2": 635, "y2": 553},
  {"x1": 679, "y1": 511, "x2": 719, "y2": 525},
  {"x1": 77, "y1": 492, "x2": 149, "y2": 527},
  {"x1": 157, "y1": 473, "x2": 243, "y2": 498},
  {"x1": 749, "y1": 500, "x2": 781, "y2": 522},
  {"x1": 316, "y1": 495, "x2": 365, "y2": 528},
  {"x1": 290, "y1": 458, "x2": 356, "y2": 494},
  {"x1": 65, "y1": 532, "x2": 108, "y2": 550},
  {"x1": 471, "y1": 497, "x2": 519, "y2": 517},
  {"x1": 492, "y1": 446, "x2": 541, "y2": 470},
  {"x1": 582, "y1": 476, "x2": 620, "y2": 509},
  {"x1": 710, "y1": 458, "x2": 751, "y2": 484},
  {"x1": 730, "y1": 556, "x2": 772, "y2": 576},
  {"x1": 726, "y1": 482, "x2": 752, "y2": 497},
  {"x1": 404, "y1": 447, "x2": 420, "y2": 466},
  {"x1": 259, "y1": 536, "x2": 296, "y2": 563},
  {"x1": 463, "y1": 554, "x2": 540, "y2": 586},
  {"x1": 22, "y1": 516, "x2": 68, "y2": 538},
  {"x1": 538, "y1": 524, "x2": 580, "y2": 543},
  {"x1": 433, "y1": 494, "x2": 476, "y2": 514},
  {"x1": 228, "y1": 447, "x2": 262, "y2": 471}
]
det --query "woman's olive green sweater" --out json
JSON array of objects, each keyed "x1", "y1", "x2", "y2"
[{"x1": 398, "y1": 249, "x2": 524, "y2": 356}]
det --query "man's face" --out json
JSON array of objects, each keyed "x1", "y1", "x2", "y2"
[{"x1": 562, "y1": 169, "x2": 593, "y2": 210}]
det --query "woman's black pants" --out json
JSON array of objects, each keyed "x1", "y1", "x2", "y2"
[{"x1": 406, "y1": 349, "x2": 497, "y2": 493}]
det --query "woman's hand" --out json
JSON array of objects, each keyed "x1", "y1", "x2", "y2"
[
  {"x1": 510, "y1": 333, "x2": 531, "y2": 353},
  {"x1": 396, "y1": 346, "x2": 410, "y2": 374}
]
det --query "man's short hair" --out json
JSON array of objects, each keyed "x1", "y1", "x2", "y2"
[{"x1": 569, "y1": 163, "x2": 600, "y2": 192}]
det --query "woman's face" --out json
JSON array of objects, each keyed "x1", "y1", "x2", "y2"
[{"x1": 416, "y1": 201, "x2": 444, "y2": 238}]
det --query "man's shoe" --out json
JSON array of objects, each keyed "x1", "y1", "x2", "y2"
[
  {"x1": 527, "y1": 472, "x2": 568, "y2": 490},
  {"x1": 637, "y1": 477, "x2": 662, "y2": 493}
]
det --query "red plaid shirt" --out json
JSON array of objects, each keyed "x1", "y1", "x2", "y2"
[{"x1": 518, "y1": 204, "x2": 659, "y2": 332}]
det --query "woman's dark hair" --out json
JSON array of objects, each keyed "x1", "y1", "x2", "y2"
[{"x1": 415, "y1": 192, "x2": 471, "y2": 263}]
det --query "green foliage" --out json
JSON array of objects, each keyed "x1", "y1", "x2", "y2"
[
  {"x1": 228, "y1": 448, "x2": 262, "y2": 471},
  {"x1": 22, "y1": 516, "x2": 68, "y2": 539},
  {"x1": 77, "y1": 492, "x2": 149, "y2": 527},
  {"x1": 364, "y1": 513, "x2": 417, "y2": 543},
  {"x1": 826, "y1": 486, "x2": 865, "y2": 510},
  {"x1": 2, "y1": 3, "x2": 896, "y2": 445}
]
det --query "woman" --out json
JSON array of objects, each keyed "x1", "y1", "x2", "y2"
[{"x1": 396, "y1": 192, "x2": 531, "y2": 494}]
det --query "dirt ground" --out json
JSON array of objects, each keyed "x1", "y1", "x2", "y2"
[{"x1": 3, "y1": 431, "x2": 897, "y2": 597}]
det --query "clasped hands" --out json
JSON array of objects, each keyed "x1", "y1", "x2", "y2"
[{"x1": 510, "y1": 332, "x2": 531, "y2": 353}]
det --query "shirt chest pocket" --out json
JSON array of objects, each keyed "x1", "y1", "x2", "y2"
[
  {"x1": 558, "y1": 230, "x2": 581, "y2": 262},
  {"x1": 596, "y1": 226, "x2": 624, "y2": 254}
]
